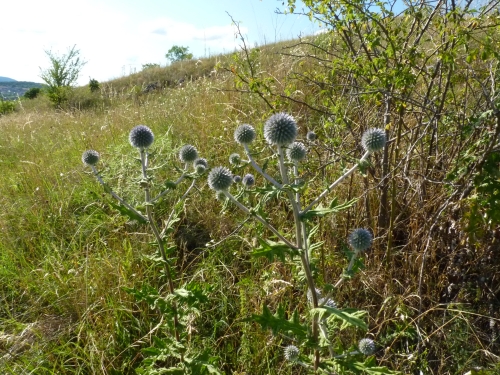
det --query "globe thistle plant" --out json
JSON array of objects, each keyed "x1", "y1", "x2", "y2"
[
  {"x1": 242, "y1": 173, "x2": 255, "y2": 187},
  {"x1": 129, "y1": 125, "x2": 154, "y2": 149},
  {"x1": 286, "y1": 142, "x2": 307, "y2": 162},
  {"x1": 283, "y1": 345, "x2": 300, "y2": 363},
  {"x1": 82, "y1": 150, "x2": 100, "y2": 166},
  {"x1": 234, "y1": 124, "x2": 256, "y2": 145},
  {"x1": 233, "y1": 175, "x2": 242, "y2": 183},
  {"x1": 229, "y1": 153, "x2": 242, "y2": 166},
  {"x1": 348, "y1": 228, "x2": 373, "y2": 252},
  {"x1": 264, "y1": 112, "x2": 298, "y2": 146},
  {"x1": 208, "y1": 166, "x2": 233, "y2": 191},
  {"x1": 209, "y1": 111, "x2": 389, "y2": 373},
  {"x1": 179, "y1": 144, "x2": 198, "y2": 163},
  {"x1": 358, "y1": 338, "x2": 376, "y2": 355},
  {"x1": 361, "y1": 128, "x2": 387, "y2": 153},
  {"x1": 194, "y1": 158, "x2": 208, "y2": 174},
  {"x1": 306, "y1": 130, "x2": 317, "y2": 141}
]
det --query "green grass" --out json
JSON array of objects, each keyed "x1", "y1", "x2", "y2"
[{"x1": 1, "y1": 18, "x2": 499, "y2": 374}]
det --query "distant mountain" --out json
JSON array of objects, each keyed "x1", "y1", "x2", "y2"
[
  {"x1": 0, "y1": 81, "x2": 45, "y2": 100},
  {"x1": 0, "y1": 76, "x2": 17, "y2": 83}
]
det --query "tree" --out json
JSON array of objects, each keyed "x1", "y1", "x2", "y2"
[
  {"x1": 23, "y1": 87, "x2": 41, "y2": 99},
  {"x1": 39, "y1": 45, "x2": 87, "y2": 106},
  {"x1": 165, "y1": 45, "x2": 193, "y2": 63}
]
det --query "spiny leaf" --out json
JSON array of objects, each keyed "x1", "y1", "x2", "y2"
[
  {"x1": 247, "y1": 304, "x2": 307, "y2": 339},
  {"x1": 301, "y1": 198, "x2": 357, "y2": 221},
  {"x1": 251, "y1": 237, "x2": 300, "y2": 262},
  {"x1": 311, "y1": 306, "x2": 368, "y2": 331}
]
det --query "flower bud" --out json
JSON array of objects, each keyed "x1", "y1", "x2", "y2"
[
  {"x1": 82, "y1": 150, "x2": 100, "y2": 166},
  {"x1": 264, "y1": 113, "x2": 298, "y2": 146}
]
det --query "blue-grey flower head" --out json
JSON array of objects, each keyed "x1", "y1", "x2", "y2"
[
  {"x1": 286, "y1": 142, "x2": 307, "y2": 162},
  {"x1": 307, "y1": 288, "x2": 322, "y2": 304},
  {"x1": 361, "y1": 128, "x2": 386, "y2": 153},
  {"x1": 234, "y1": 124, "x2": 256, "y2": 145},
  {"x1": 264, "y1": 113, "x2": 298, "y2": 146},
  {"x1": 348, "y1": 228, "x2": 373, "y2": 252},
  {"x1": 229, "y1": 153, "x2": 242, "y2": 165},
  {"x1": 215, "y1": 190, "x2": 227, "y2": 201},
  {"x1": 129, "y1": 125, "x2": 154, "y2": 149},
  {"x1": 82, "y1": 150, "x2": 100, "y2": 166},
  {"x1": 322, "y1": 298, "x2": 337, "y2": 308},
  {"x1": 179, "y1": 144, "x2": 198, "y2": 163},
  {"x1": 242, "y1": 173, "x2": 255, "y2": 187},
  {"x1": 233, "y1": 175, "x2": 242, "y2": 183},
  {"x1": 358, "y1": 338, "x2": 375, "y2": 355},
  {"x1": 208, "y1": 166, "x2": 233, "y2": 191},
  {"x1": 306, "y1": 131, "x2": 317, "y2": 141},
  {"x1": 284, "y1": 345, "x2": 300, "y2": 362},
  {"x1": 194, "y1": 158, "x2": 208, "y2": 174}
]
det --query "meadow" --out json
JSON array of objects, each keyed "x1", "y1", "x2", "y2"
[{"x1": 0, "y1": 2, "x2": 499, "y2": 374}]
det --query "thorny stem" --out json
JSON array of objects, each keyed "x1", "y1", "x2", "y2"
[
  {"x1": 277, "y1": 145, "x2": 320, "y2": 370},
  {"x1": 243, "y1": 143, "x2": 282, "y2": 189},
  {"x1": 139, "y1": 149, "x2": 180, "y2": 344},
  {"x1": 90, "y1": 165, "x2": 147, "y2": 222},
  {"x1": 302, "y1": 151, "x2": 370, "y2": 214},
  {"x1": 222, "y1": 190, "x2": 299, "y2": 251}
]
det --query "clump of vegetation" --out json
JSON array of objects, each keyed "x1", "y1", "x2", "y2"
[
  {"x1": 0, "y1": 0, "x2": 499, "y2": 374},
  {"x1": 40, "y1": 45, "x2": 86, "y2": 106},
  {"x1": 207, "y1": 112, "x2": 390, "y2": 373}
]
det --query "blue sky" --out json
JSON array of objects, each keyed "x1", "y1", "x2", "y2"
[{"x1": 2, "y1": 0, "x2": 319, "y2": 85}]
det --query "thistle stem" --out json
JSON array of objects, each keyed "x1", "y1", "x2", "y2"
[
  {"x1": 90, "y1": 165, "x2": 147, "y2": 222},
  {"x1": 243, "y1": 143, "x2": 282, "y2": 189},
  {"x1": 139, "y1": 149, "x2": 180, "y2": 343},
  {"x1": 302, "y1": 151, "x2": 370, "y2": 214},
  {"x1": 222, "y1": 190, "x2": 299, "y2": 251}
]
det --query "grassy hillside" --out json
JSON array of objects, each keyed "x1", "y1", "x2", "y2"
[{"x1": 1, "y1": 2, "x2": 499, "y2": 374}]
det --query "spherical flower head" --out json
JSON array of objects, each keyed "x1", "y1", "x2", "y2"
[
  {"x1": 194, "y1": 157, "x2": 208, "y2": 169},
  {"x1": 286, "y1": 142, "x2": 307, "y2": 162},
  {"x1": 264, "y1": 112, "x2": 298, "y2": 146},
  {"x1": 306, "y1": 130, "x2": 317, "y2": 141},
  {"x1": 229, "y1": 153, "x2": 242, "y2": 165},
  {"x1": 242, "y1": 173, "x2": 255, "y2": 187},
  {"x1": 194, "y1": 159, "x2": 208, "y2": 174},
  {"x1": 234, "y1": 124, "x2": 256, "y2": 145},
  {"x1": 361, "y1": 128, "x2": 386, "y2": 153},
  {"x1": 179, "y1": 144, "x2": 198, "y2": 163},
  {"x1": 322, "y1": 298, "x2": 337, "y2": 309},
  {"x1": 233, "y1": 175, "x2": 242, "y2": 183},
  {"x1": 129, "y1": 125, "x2": 154, "y2": 149},
  {"x1": 284, "y1": 345, "x2": 300, "y2": 362},
  {"x1": 215, "y1": 190, "x2": 227, "y2": 201},
  {"x1": 358, "y1": 338, "x2": 375, "y2": 355},
  {"x1": 208, "y1": 166, "x2": 233, "y2": 191},
  {"x1": 82, "y1": 150, "x2": 100, "y2": 166},
  {"x1": 348, "y1": 228, "x2": 373, "y2": 252}
]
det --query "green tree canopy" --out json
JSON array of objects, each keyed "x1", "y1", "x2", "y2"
[{"x1": 165, "y1": 45, "x2": 193, "y2": 62}]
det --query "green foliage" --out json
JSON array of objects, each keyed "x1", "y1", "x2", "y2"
[
  {"x1": 0, "y1": 98, "x2": 15, "y2": 115},
  {"x1": 23, "y1": 87, "x2": 41, "y2": 99},
  {"x1": 40, "y1": 45, "x2": 86, "y2": 106},
  {"x1": 166, "y1": 45, "x2": 193, "y2": 62},
  {"x1": 143, "y1": 63, "x2": 160, "y2": 70},
  {"x1": 88, "y1": 77, "x2": 100, "y2": 93}
]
